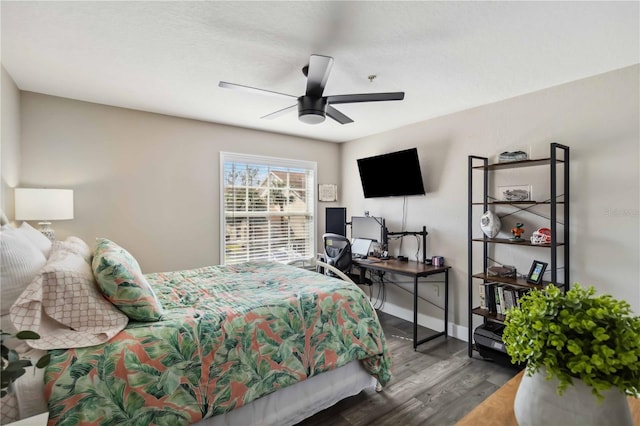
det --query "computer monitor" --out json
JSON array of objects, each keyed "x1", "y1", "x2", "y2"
[
  {"x1": 351, "y1": 238, "x2": 373, "y2": 258},
  {"x1": 351, "y1": 216, "x2": 386, "y2": 246},
  {"x1": 326, "y1": 207, "x2": 347, "y2": 236}
]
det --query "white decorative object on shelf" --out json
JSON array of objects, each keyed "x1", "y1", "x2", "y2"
[
  {"x1": 498, "y1": 150, "x2": 528, "y2": 162},
  {"x1": 530, "y1": 227, "x2": 552, "y2": 245},
  {"x1": 495, "y1": 145, "x2": 531, "y2": 163},
  {"x1": 480, "y1": 210, "x2": 501, "y2": 238}
]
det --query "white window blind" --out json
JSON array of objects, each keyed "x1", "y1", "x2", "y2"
[{"x1": 220, "y1": 152, "x2": 316, "y2": 265}]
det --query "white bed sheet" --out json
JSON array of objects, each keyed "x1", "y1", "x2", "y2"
[{"x1": 9, "y1": 360, "x2": 375, "y2": 425}]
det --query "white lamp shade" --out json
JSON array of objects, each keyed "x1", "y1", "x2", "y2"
[{"x1": 15, "y1": 188, "x2": 74, "y2": 221}]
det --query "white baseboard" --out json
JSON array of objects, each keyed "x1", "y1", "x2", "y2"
[{"x1": 379, "y1": 302, "x2": 469, "y2": 342}]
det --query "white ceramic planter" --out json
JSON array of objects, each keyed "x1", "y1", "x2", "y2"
[{"x1": 514, "y1": 368, "x2": 633, "y2": 426}]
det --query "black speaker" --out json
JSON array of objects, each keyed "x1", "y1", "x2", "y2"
[{"x1": 326, "y1": 207, "x2": 347, "y2": 236}]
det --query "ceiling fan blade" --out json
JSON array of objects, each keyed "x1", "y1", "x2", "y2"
[
  {"x1": 305, "y1": 55, "x2": 334, "y2": 98},
  {"x1": 219, "y1": 81, "x2": 296, "y2": 100},
  {"x1": 326, "y1": 92, "x2": 405, "y2": 105},
  {"x1": 326, "y1": 106, "x2": 354, "y2": 125},
  {"x1": 261, "y1": 104, "x2": 297, "y2": 120}
]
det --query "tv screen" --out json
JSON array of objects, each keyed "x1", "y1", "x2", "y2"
[{"x1": 357, "y1": 148, "x2": 425, "y2": 198}]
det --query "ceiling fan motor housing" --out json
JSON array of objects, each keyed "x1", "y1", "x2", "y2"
[{"x1": 298, "y1": 96, "x2": 327, "y2": 124}]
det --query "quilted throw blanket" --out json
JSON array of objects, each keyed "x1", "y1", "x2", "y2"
[{"x1": 44, "y1": 261, "x2": 391, "y2": 425}]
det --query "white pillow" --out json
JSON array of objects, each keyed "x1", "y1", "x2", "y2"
[
  {"x1": 18, "y1": 221, "x2": 53, "y2": 258},
  {"x1": 10, "y1": 244, "x2": 128, "y2": 350},
  {"x1": 0, "y1": 226, "x2": 47, "y2": 315},
  {"x1": 59, "y1": 236, "x2": 92, "y2": 263}
]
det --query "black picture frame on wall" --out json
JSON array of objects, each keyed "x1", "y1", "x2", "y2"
[{"x1": 527, "y1": 260, "x2": 548, "y2": 284}]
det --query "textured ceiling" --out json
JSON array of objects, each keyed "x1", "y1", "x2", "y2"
[{"x1": 1, "y1": 1, "x2": 638, "y2": 143}]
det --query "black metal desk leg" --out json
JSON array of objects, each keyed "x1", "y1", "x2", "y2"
[
  {"x1": 413, "y1": 275, "x2": 418, "y2": 350},
  {"x1": 444, "y1": 269, "x2": 449, "y2": 338},
  {"x1": 359, "y1": 267, "x2": 366, "y2": 284}
]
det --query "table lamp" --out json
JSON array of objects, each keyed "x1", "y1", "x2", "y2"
[{"x1": 14, "y1": 188, "x2": 74, "y2": 241}]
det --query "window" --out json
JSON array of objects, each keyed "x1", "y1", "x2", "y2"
[{"x1": 220, "y1": 152, "x2": 316, "y2": 265}]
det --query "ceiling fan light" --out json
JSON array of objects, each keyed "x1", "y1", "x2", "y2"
[
  {"x1": 299, "y1": 111, "x2": 326, "y2": 124},
  {"x1": 298, "y1": 96, "x2": 327, "y2": 124}
]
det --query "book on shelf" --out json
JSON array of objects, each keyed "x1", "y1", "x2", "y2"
[
  {"x1": 483, "y1": 283, "x2": 530, "y2": 315},
  {"x1": 497, "y1": 286, "x2": 506, "y2": 314},
  {"x1": 494, "y1": 285, "x2": 502, "y2": 314},
  {"x1": 479, "y1": 284, "x2": 486, "y2": 309},
  {"x1": 486, "y1": 283, "x2": 497, "y2": 314}
]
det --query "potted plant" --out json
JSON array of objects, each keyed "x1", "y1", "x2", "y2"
[
  {"x1": 503, "y1": 284, "x2": 640, "y2": 426},
  {"x1": 1, "y1": 330, "x2": 50, "y2": 397}
]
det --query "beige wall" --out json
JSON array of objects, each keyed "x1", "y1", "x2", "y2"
[
  {"x1": 341, "y1": 65, "x2": 640, "y2": 337},
  {"x1": 14, "y1": 65, "x2": 640, "y2": 341},
  {"x1": 19, "y1": 93, "x2": 341, "y2": 272},
  {"x1": 1, "y1": 65, "x2": 21, "y2": 217}
]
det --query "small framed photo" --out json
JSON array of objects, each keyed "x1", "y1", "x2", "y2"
[
  {"x1": 318, "y1": 184, "x2": 338, "y2": 202},
  {"x1": 498, "y1": 184, "x2": 532, "y2": 202},
  {"x1": 526, "y1": 260, "x2": 548, "y2": 284}
]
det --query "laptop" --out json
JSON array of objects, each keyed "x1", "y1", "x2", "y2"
[{"x1": 351, "y1": 238, "x2": 373, "y2": 259}]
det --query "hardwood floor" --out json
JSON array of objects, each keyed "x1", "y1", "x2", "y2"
[{"x1": 296, "y1": 311, "x2": 520, "y2": 426}]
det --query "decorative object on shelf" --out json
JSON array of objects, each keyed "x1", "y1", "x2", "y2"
[
  {"x1": 479, "y1": 210, "x2": 501, "y2": 238},
  {"x1": 487, "y1": 265, "x2": 516, "y2": 278},
  {"x1": 318, "y1": 184, "x2": 338, "y2": 202},
  {"x1": 530, "y1": 227, "x2": 552, "y2": 245},
  {"x1": 499, "y1": 184, "x2": 531, "y2": 202},
  {"x1": 431, "y1": 256, "x2": 444, "y2": 267},
  {"x1": 525, "y1": 260, "x2": 547, "y2": 284},
  {"x1": 14, "y1": 188, "x2": 74, "y2": 241},
  {"x1": 510, "y1": 223, "x2": 525, "y2": 241},
  {"x1": 498, "y1": 150, "x2": 529, "y2": 162},
  {"x1": 1, "y1": 330, "x2": 50, "y2": 397},
  {"x1": 503, "y1": 284, "x2": 639, "y2": 426}
]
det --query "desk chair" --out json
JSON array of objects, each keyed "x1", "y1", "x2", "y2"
[{"x1": 322, "y1": 233, "x2": 372, "y2": 285}]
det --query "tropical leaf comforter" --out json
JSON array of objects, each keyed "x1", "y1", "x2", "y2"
[{"x1": 44, "y1": 261, "x2": 391, "y2": 425}]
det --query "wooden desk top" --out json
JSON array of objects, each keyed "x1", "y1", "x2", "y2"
[
  {"x1": 352, "y1": 258, "x2": 450, "y2": 277},
  {"x1": 455, "y1": 370, "x2": 640, "y2": 426}
]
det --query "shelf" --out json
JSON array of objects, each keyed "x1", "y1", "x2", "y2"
[
  {"x1": 467, "y1": 143, "x2": 570, "y2": 359},
  {"x1": 472, "y1": 307, "x2": 507, "y2": 322},
  {"x1": 472, "y1": 158, "x2": 564, "y2": 171},
  {"x1": 471, "y1": 238, "x2": 564, "y2": 247},
  {"x1": 471, "y1": 273, "x2": 546, "y2": 289}
]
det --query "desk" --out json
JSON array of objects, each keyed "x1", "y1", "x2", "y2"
[
  {"x1": 352, "y1": 258, "x2": 450, "y2": 349},
  {"x1": 455, "y1": 370, "x2": 640, "y2": 426}
]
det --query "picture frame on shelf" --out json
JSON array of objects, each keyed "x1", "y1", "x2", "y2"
[
  {"x1": 526, "y1": 260, "x2": 548, "y2": 284},
  {"x1": 498, "y1": 184, "x2": 532, "y2": 202}
]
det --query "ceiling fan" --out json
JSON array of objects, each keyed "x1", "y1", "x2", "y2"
[{"x1": 219, "y1": 54, "x2": 405, "y2": 125}]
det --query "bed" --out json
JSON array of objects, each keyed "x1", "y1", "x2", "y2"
[{"x1": 1, "y1": 226, "x2": 391, "y2": 425}]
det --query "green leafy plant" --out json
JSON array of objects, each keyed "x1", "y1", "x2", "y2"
[
  {"x1": 503, "y1": 284, "x2": 640, "y2": 401},
  {"x1": 1, "y1": 330, "x2": 50, "y2": 397}
]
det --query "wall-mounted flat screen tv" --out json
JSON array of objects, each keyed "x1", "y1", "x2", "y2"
[{"x1": 357, "y1": 148, "x2": 425, "y2": 198}]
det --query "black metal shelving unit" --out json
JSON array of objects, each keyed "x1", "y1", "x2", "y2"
[{"x1": 467, "y1": 143, "x2": 570, "y2": 357}]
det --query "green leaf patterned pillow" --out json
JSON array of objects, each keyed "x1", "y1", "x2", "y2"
[{"x1": 92, "y1": 238, "x2": 164, "y2": 321}]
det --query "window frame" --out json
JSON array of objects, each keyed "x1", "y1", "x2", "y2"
[{"x1": 219, "y1": 151, "x2": 317, "y2": 265}]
